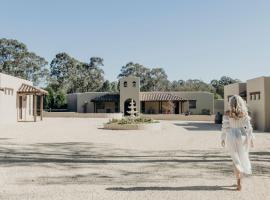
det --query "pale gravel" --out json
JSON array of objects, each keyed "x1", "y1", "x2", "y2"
[{"x1": 0, "y1": 118, "x2": 269, "y2": 200}]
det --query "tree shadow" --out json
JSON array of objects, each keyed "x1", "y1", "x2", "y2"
[
  {"x1": 174, "y1": 122, "x2": 222, "y2": 131},
  {"x1": 106, "y1": 185, "x2": 236, "y2": 191},
  {"x1": 0, "y1": 142, "x2": 269, "y2": 185},
  {"x1": 0, "y1": 138, "x2": 11, "y2": 140}
]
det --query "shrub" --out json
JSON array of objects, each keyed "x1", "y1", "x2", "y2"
[
  {"x1": 107, "y1": 116, "x2": 158, "y2": 125},
  {"x1": 201, "y1": 109, "x2": 211, "y2": 115}
]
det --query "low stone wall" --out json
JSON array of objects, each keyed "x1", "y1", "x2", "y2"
[
  {"x1": 103, "y1": 122, "x2": 161, "y2": 130},
  {"x1": 142, "y1": 114, "x2": 215, "y2": 121},
  {"x1": 44, "y1": 112, "x2": 123, "y2": 119}
]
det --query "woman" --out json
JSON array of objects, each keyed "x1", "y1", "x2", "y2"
[{"x1": 221, "y1": 95, "x2": 255, "y2": 191}]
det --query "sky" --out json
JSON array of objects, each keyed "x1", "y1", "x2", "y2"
[{"x1": 1, "y1": 0, "x2": 270, "y2": 82}]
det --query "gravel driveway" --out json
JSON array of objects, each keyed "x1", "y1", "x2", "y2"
[{"x1": 0, "y1": 118, "x2": 269, "y2": 200}]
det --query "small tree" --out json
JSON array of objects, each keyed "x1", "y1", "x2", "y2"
[{"x1": 55, "y1": 90, "x2": 67, "y2": 109}]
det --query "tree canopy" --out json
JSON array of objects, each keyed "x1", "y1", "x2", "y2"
[
  {"x1": 1, "y1": 38, "x2": 241, "y2": 109},
  {"x1": 118, "y1": 62, "x2": 170, "y2": 91},
  {"x1": 49, "y1": 53, "x2": 105, "y2": 93},
  {"x1": 0, "y1": 38, "x2": 48, "y2": 85},
  {"x1": 210, "y1": 76, "x2": 240, "y2": 98}
]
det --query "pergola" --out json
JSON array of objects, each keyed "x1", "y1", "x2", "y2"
[
  {"x1": 91, "y1": 94, "x2": 120, "y2": 113},
  {"x1": 17, "y1": 83, "x2": 48, "y2": 122},
  {"x1": 140, "y1": 92, "x2": 189, "y2": 114}
]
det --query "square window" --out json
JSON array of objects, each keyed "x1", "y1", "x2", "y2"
[{"x1": 189, "y1": 100, "x2": 197, "y2": 109}]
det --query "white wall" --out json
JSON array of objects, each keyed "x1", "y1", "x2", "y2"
[{"x1": 0, "y1": 73, "x2": 33, "y2": 124}]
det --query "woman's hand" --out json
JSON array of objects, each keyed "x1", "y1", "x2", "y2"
[
  {"x1": 221, "y1": 140, "x2": 225, "y2": 147},
  {"x1": 250, "y1": 140, "x2": 254, "y2": 148}
]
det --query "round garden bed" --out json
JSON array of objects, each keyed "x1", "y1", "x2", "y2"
[{"x1": 103, "y1": 117, "x2": 161, "y2": 130}]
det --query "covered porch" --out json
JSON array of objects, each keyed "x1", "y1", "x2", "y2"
[
  {"x1": 91, "y1": 94, "x2": 120, "y2": 113},
  {"x1": 140, "y1": 93, "x2": 189, "y2": 114},
  {"x1": 17, "y1": 83, "x2": 48, "y2": 122}
]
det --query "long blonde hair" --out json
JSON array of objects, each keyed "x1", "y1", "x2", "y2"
[{"x1": 227, "y1": 95, "x2": 248, "y2": 119}]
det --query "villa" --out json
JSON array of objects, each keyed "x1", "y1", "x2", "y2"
[
  {"x1": 224, "y1": 76, "x2": 270, "y2": 132},
  {"x1": 67, "y1": 76, "x2": 217, "y2": 116},
  {"x1": 0, "y1": 73, "x2": 47, "y2": 124}
]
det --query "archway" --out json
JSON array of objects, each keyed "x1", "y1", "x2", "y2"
[{"x1": 124, "y1": 98, "x2": 136, "y2": 116}]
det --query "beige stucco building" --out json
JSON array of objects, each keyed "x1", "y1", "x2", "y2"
[
  {"x1": 67, "y1": 76, "x2": 216, "y2": 115},
  {"x1": 0, "y1": 73, "x2": 47, "y2": 124},
  {"x1": 224, "y1": 76, "x2": 270, "y2": 132}
]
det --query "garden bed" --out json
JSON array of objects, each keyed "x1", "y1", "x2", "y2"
[{"x1": 103, "y1": 116, "x2": 161, "y2": 130}]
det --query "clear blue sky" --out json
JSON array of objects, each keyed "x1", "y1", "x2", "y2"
[{"x1": 1, "y1": 0, "x2": 270, "y2": 82}]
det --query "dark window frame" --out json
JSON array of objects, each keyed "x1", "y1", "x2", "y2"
[
  {"x1": 189, "y1": 100, "x2": 197, "y2": 109},
  {"x1": 250, "y1": 91, "x2": 261, "y2": 101}
]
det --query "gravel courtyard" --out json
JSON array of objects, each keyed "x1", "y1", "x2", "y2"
[{"x1": 0, "y1": 118, "x2": 269, "y2": 200}]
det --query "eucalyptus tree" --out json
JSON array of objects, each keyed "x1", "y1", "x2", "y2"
[
  {"x1": 210, "y1": 76, "x2": 240, "y2": 98},
  {"x1": 50, "y1": 53, "x2": 105, "y2": 93},
  {"x1": 98, "y1": 80, "x2": 111, "y2": 92},
  {"x1": 82, "y1": 57, "x2": 105, "y2": 92},
  {"x1": 118, "y1": 62, "x2": 151, "y2": 91},
  {"x1": 0, "y1": 38, "x2": 48, "y2": 85},
  {"x1": 147, "y1": 68, "x2": 169, "y2": 91},
  {"x1": 50, "y1": 52, "x2": 79, "y2": 92},
  {"x1": 170, "y1": 80, "x2": 185, "y2": 91}
]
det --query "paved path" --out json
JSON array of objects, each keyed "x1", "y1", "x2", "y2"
[{"x1": 0, "y1": 118, "x2": 269, "y2": 200}]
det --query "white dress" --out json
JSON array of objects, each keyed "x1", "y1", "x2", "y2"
[{"x1": 221, "y1": 115, "x2": 255, "y2": 175}]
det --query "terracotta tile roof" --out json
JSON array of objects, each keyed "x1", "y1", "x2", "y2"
[
  {"x1": 140, "y1": 92, "x2": 187, "y2": 101},
  {"x1": 91, "y1": 94, "x2": 120, "y2": 102},
  {"x1": 17, "y1": 84, "x2": 48, "y2": 95}
]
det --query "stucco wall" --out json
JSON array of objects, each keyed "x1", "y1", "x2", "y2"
[
  {"x1": 0, "y1": 73, "x2": 33, "y2": 124},
  {"x1": 170, "y1": 92, "x2": 214, "y2": 115},
  {"x1": 247, "y1": 77, "x2": 267, "y2": 131},
  {"x1": 142, "y1": 114, "x2": 215, "y2": 121},
  {"x1": 120, "y1": 76, "x2": 140, "y2": 114},
  {"x1": 67, "y1": 90, "x2": 214, "y2": 115},
  {"x1": 76, "y1": 92, "x2": 111, "y2": 113},
  {"x1": 265, "y1": 77, "x2": 270, "y2": 131},
  {"x1": 214, "y1": 99, "x2": 224, "y2": 114},
  {"x1": 224, "y1": 83, "x2": 246, "y2": 111},
  {"x1": 224, "y1": 77, "x2": 270, "y2": 132},
  {"x1": 67, "y1": 93, "x2": 77, "y2": 112}
]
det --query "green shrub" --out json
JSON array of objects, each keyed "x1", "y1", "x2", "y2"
[
  {"x1": 201, "y1": 109, "x2": 211, "y2": 115},
  {"x1": 107, "y1": 116, "x2": 158, "y2": 125}
]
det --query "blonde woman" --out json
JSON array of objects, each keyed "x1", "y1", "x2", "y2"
[{"x1": 221, "y1": 95, "x2": 255, "y2": 191}]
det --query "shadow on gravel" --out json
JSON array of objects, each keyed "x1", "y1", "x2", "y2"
[
  {"x1": 0, "y1": 142, "x2": 269, "y2": 185},
  {"x1": 106, "y1": 185, "x2": 236, "y2": 191},
  {"x1": 174, "y1": 122, "x2": 222, "y2": 131}
]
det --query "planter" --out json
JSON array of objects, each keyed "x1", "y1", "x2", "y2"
[{"x1": 103, "y1": 122, "x2": 161, "y2": 130}]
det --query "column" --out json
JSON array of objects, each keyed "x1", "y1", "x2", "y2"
[
  {"x1": 33, "y1": 94, "x2": 37, "y2": 122},
  {"x1": 40, "y1": 95, "x2": 43, "y2": 120}
]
